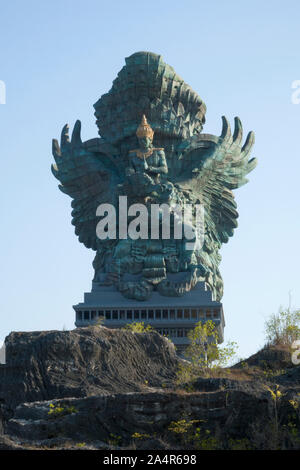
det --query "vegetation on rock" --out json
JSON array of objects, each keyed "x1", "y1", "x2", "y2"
[
  {"x1": 176, "y1": 320, "x2": 238, "y2": 386},
  {"x1": 264, "y1": 308, "x2": 300, "y2": 346},
  {"x1": 123, "y1": 321, "x2": 154, "y2": 333},
  {"x1": 0, "y1": 309, "x2": 300, "y2": 451}
]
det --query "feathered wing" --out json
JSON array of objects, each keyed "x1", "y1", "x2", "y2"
[
  {"x1": 174, "y1": 116, "x2": 257, "y2": 299},
  {"x1": 176, "y1": 116, "x2": 256, "y2": 243},
  {"x1": 51, "y1": 120, "x2": 122, "y2": 251}
]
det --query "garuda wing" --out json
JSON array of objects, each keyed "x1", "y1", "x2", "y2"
[
  {"x1": 51, "y1": 120, "x2": 122, "y2": 251},
  {"x1": 176, "y1": 116, "x2": 257, "y2": 246}
]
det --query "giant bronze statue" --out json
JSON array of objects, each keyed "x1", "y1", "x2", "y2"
[{"x1": 52, "y1": 52, "x2": 256, "y2": 342}]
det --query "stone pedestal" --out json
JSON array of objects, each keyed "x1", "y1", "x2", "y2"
[{"x1": 74, "y1": 281, "x2": 225, "y2": 355}]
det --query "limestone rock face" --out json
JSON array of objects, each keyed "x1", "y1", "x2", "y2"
[{"x1": 0, "y1": 327, "x2": 178, "y2": 409}]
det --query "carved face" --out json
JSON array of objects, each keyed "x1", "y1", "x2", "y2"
[{"x1": 138, "y1": 136, "x2": 152, "y2": 150}]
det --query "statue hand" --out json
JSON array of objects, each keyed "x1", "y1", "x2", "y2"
[
  {"x1": 55, "y1": 120, "x2": 85, "y2": 159},
  {"x1": 148, "y1": 166, "x2": 159, "y2": 174}
]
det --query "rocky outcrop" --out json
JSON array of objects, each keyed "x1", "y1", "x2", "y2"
[
  {"x1": 5, "y1": 390, "x2": 268, "y2": 445},
  {"x1": 0, "y1": 327, "x2": 299, "y2": 450},
  {"x1": 0, "y1": 327, "x2": 178, "y2": 410},
  {"x1": 233, "y1": 343, "x2": 295, "y2": 372},
  {"x1": 4, "y1": 376, "x2": 300, "y2": 450},
  {"x1": 0, "y1": 344, "x2": 5, "y2": 364}
]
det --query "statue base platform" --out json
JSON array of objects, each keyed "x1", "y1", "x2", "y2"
[{"x1": 73, "y1": 281, "x2": 225, "y2": 355}]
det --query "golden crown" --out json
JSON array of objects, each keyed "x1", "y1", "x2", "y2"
[{"x1": 136, "y1": 115, "x2": 154, "y2": 139}]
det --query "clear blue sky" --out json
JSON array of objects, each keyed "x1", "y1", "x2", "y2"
[{"x1": 0, "y1": 0, "x2": 299, "y2": 359}]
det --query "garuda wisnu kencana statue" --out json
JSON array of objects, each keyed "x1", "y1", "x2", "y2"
[{"x1": 52, "y1": 52, "x2": 257, "y2": 302}]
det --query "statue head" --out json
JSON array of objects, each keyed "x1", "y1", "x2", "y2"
[{"x1": 136, "y1": 115, "x2": 154, "y2": 150}]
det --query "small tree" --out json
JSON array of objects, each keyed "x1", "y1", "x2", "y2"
[
  {"x1": 176, "y1": 320, "x2": 238, "y2": 386},
  {"x1": 95, "y1": 315, "x2": 105, "y2": 327},
  {"x1": 184, "y1": 320, "x2": 237, "y2": 369},
  {"x1": 264, "y1": 308, "x2": 300, "y2": 345}
]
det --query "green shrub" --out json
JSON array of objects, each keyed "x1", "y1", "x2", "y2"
[
  {"x1": 123, "y1": 321, "x2": 153, "y2": 333},
  {"x1": 264, "y1": 308, "x2": 300, "y2": 345},
  {"x1": 96, "y1": 315, "x2": 105, "y2": 327},
  {"x1": 75, "y1": 442, "x2": 86, "y2": 448},
  {"x1": 48, "y1": 402, "x2": 78, "y2": 418},
  {"x1": 132, "y1": 432, "x2": 151, "y2": 440},
  {"x1": 106, "y1": 433, "x2": 122, "y2": 446},
  {"x1": 168, "y1": 418, "x2": 219, "y2": 449}
]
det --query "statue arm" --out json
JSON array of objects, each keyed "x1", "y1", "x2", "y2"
[
  {"x1": 148, "y1": 150, "x2": 168, "y2": 175},
  {"x1": 126, "y1": 153, "x2": 148, "y2": 175}
]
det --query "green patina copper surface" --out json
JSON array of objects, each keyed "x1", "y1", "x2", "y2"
[{"x1": 52, "y1": 51, "x2": 257, "y2": 302}]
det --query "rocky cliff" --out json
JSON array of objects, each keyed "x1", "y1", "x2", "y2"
[
  {"x1": 0, "y1": 327, "x2": 299, "y2": 450},
  {"x1": 0, "y1": 327, "x2": 178, "y2": 409}
]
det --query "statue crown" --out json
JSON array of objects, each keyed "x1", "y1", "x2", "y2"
[{"x1": 136, "y1": 115, "x2": 154, "y2": 139}]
